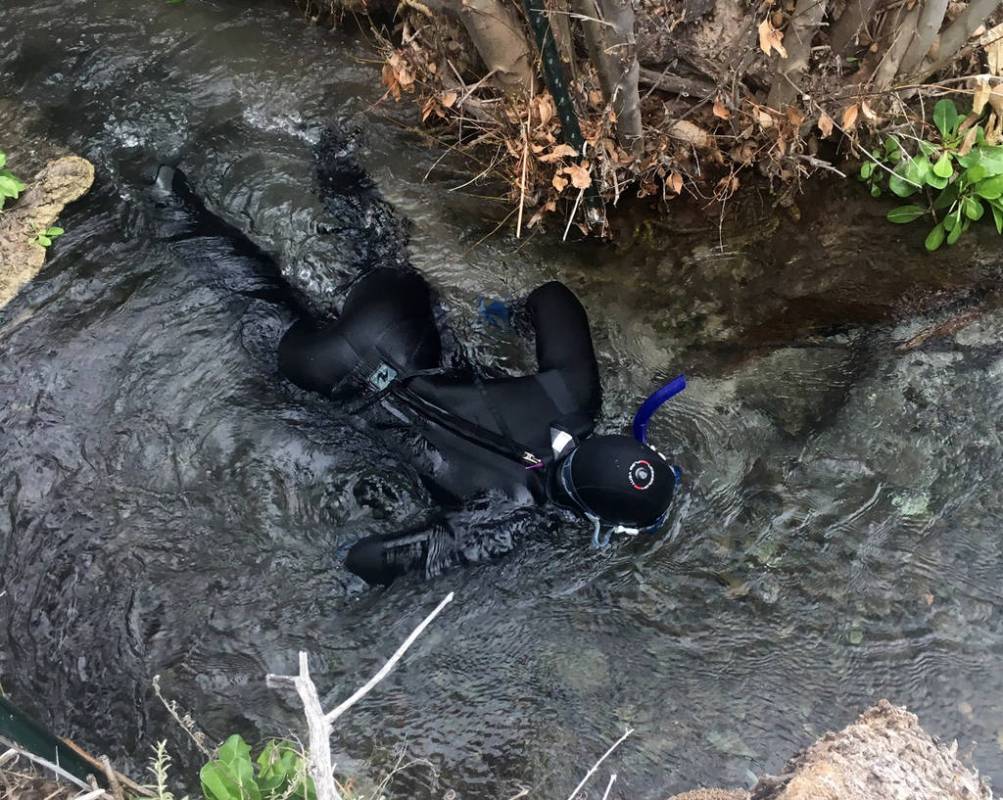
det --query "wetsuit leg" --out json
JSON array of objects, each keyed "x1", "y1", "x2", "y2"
[
  {"x1": 345, "y1": 520, "x2": 459, "y2": 586},
  {"x1": 277, "y1": 268, "x2": 443, "y2": 397}
]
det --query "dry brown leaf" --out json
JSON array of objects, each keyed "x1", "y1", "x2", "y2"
[
  {"x1": 668, "y1": 172, "x2": 684, "y2": 194},
  {"x1": 527, "y1": 199, "x2": 557, "y2": 230},
  {"x1": 860, "y1": 100, "x2": 877, "y2": 122},
  {"x1": 990, "y1": 85, "x2": 1003, "y2": 117},
  {"x1": 538, "y1": 143, "x2": 579, "y2": 163},
  {"x1": 818, "y1": 111, "x2": 834, "y2": 138},
  {"x1": 441, "y1": 91, "x2": 458, "y2": 109},
  {"x1": 987, "y1": 112, "x2": 1003, "y2": 145},
  {"x1": 565, "y1": 162, "x2": 592, "y2": 189},
  {"x1": 713, "y1": 98, "x2": 731, "y2": 119},
  {"x1": 758, "y1": 18, "x2": 789, "y2": 58},
  {"x1": 552, "y1": 173, "x2": 569, "y2": 192},
  {"x1": 959, "y1": 124, "x2": 979, "y2": 155},
  {"x1": 668, "y1": 120, "x2": 714, "y2": 148},
  {"x1": 785, "y1": 107, "x2": 805, "y2": 127},
  {"x1": 536, "y1": 95, "x2": 555, "y2": 126},
  {"x1": 842, "y1": 103, "x2": 860, "y2": 130},
  {"x1": 382, "y1": 63, "x2": 401, "y2": 100},
  {"x1": 973, "y1": 78, "x2": 992, "y2": 114},
  {"x1": 756, "y1": 108, "x2": 774, "y2": 128}
]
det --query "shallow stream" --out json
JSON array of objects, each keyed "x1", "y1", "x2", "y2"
[{"x1": 3, "y1": 1, "x2": 1003, "y2": 796}]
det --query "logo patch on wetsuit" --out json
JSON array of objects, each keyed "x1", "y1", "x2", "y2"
[
  {"x1": 368, "y1": 362, "x2": 398, "y2": 391},
  {"x1": 629, "y1": 459, "x2": 654, "y2": 491}
]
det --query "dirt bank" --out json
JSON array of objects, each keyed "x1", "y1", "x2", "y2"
[
  {"x1": 0, "y1": 156, "x2": 94, "y2": 308},
  {"x1": 668, "y1": 701, "x2": 993, "y2": 800}
]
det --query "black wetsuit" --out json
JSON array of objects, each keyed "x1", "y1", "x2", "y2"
[
  {"x1": 278, "y1": 268, "x2": 603, "y2": 583},
  {"x1": 152, "y1": 165, "x2": 603, "y2": 585}
]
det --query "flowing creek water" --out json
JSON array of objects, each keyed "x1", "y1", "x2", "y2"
[{"x1": 3, "y1": 0, "x2": 1003, "y2": 796}]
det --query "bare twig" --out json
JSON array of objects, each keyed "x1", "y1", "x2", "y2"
[
  {"x1": 99, "y1": 757, "x2": 123, "y2": 800},
  {"x1": 563, "y1": 187, "x2": 585, "y2": 241},
  {"x1": 564, "y1": 727, "x2": 633, "y2": 800},
  {"x1": 516, "y1": 84, "x2": 533, "y2": 238},
  {"x1": 267, "y1": 594, "x2": 455, "y2": 800},
  {"x1": 151, "y1": 675, "x2": 212, "y2": 757},
  {"x1": 600, "y1": 773, "x2": 618, "y2": 800},
  {"x1": 0, "y1": 738, "x2": 90, "y2": 792}
]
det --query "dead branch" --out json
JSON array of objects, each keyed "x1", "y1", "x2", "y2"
[
  {"x1": 919, "y1": 0, "x2": 1003, "y2": 78},
  {"x1": 0, "y1": 738, "x2": 91, "y2": 792},
  {"x1": 573, "y1": 0, "x2": 644, "y2": 152},
  {"x1": 458, "y1": 0, "x2": 535, "y2": 93},
  {"x1": 637, "y1": 66, "x2": 716, "y2": 97},
  {"x1": 873, "y1": 5, "x2": 920, "y2": 90},
  {"x1": 549, "y1": 0, "x2": 577, "y2": 77},
  {"x1": 899, "y1": 0, "x2": 950, "y2": 77},
  {"x1": 564, "y1": 727, "x2": 633, "y2": 800},
  {"x1": 767, "y1": 0, "x2": 829, "y2": 110},
  {"x1": 830, "y1": 0, "x2": 882, "y2": 54},
  {"x1": 266, "y1": 593, "x2": 454, "y2": 800}
]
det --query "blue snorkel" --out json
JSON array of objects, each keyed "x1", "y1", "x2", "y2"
[{"x1": 632, "y1": 374, "x2": 686, "y2": 444}]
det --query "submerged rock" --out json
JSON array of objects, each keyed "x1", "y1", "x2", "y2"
[
  {"x1": 0, "y1": 155, "x2": 94, "y2": 307},
  {"x1": 669, "y1": 701, "x2": 992, "y2": 800}
]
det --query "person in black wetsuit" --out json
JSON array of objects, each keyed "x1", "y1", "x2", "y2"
[{"x1": 153, "y1": 164, "x2": 678, "y2": 586}]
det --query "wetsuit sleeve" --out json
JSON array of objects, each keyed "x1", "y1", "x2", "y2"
[
  {"x1": 526, "y1": 282, "x2": 595, "y2": 372},
  {"x1": 525, "y1": 281, "x2": 602, "y2": 418}
]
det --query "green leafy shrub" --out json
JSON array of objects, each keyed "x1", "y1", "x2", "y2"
[
  {"x1": 200, "y1": 735, "x2": 316, "y2": 800},
  {"x1": 0, "y1": 151, "x2": 27, "y2": 211},
  {"x1": 859, "y1": 99, "x2": 1003, "y2": 251}
]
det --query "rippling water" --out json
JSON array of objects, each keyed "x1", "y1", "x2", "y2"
[{"x1": 3, "y1": 0, "x2": 1003, "y2": 796}]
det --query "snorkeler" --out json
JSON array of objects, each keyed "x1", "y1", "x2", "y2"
[{"x1": 153, "y1": 163, "x2": 683, "y2": 586}]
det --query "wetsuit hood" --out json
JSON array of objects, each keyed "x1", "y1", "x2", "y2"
[{"x1": 557, "y1": 434, "x2": 676, "y2": 530}]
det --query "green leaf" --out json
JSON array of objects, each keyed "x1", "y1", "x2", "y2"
[
  {"x1": 964, "y1": 196, "x2": 985, "y2": 220},
  {"x1": 219, "y1": 735, "x2": 252, "y2": 767},
  {"x1": 201, "y1": 763, "x2": 241, "y2": 800},
  {"x1": 859, "y1": 162, "x2": 874, "y2": 180},
  {"x1": 933, "y1": 152, "x2": 954, "y2": 178},
  {"x1": 870, "y1": 184, "x2": 882, "y2": 197},
  {"x1": 960, "y1": 145, "x2": 1003, "y2": 174},
  {"x1": 992, "y1": 203, "x2": 1003, "y2": 234},
  {"x1": 0, "y1": 175, "x2": 21, "y2": 198},
  {"x1": 35, "y1": 236, "x2": 51, "y2": 247},
  {"x1": 926, "y1": 172, "x2": 949, "y2": 190},
  {"x1": 0, "y1": 152, "x2": 6, "y2": 169},
  {"x1": 887, "y1": 204, "x2": 926, "y2": 223},
  {"x1": 925, "y1": 222, "x2": 946, "y2": 251},
  {"x1": 966, "y1": 164, "x2": 988, "y2": 183},
  {"x1": 46, "y1": 226, "x2": 64, "y2": 236},
  {"x1": 933, "y1": 184, "x2": 959, "y2": 209},
  {"x1": 934, "y1": 99, "x2": 959, "y2": 139},
  {"x1": 947, "y1": 219, "x2": 964, "y2": 244},
  {"x1": 976, "y1": 174, "x2": 1003, "y2": 199},
  {"x1": 889, "y1": 165, "x2": 920, "y2": 197}
]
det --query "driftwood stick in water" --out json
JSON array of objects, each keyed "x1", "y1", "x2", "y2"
[
  {"x1": 267, "y1": 593, "x2": 455, "y2": 800},
  {"x1": 564, "y1": 727, "x2": 633, "y2": 800}
]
